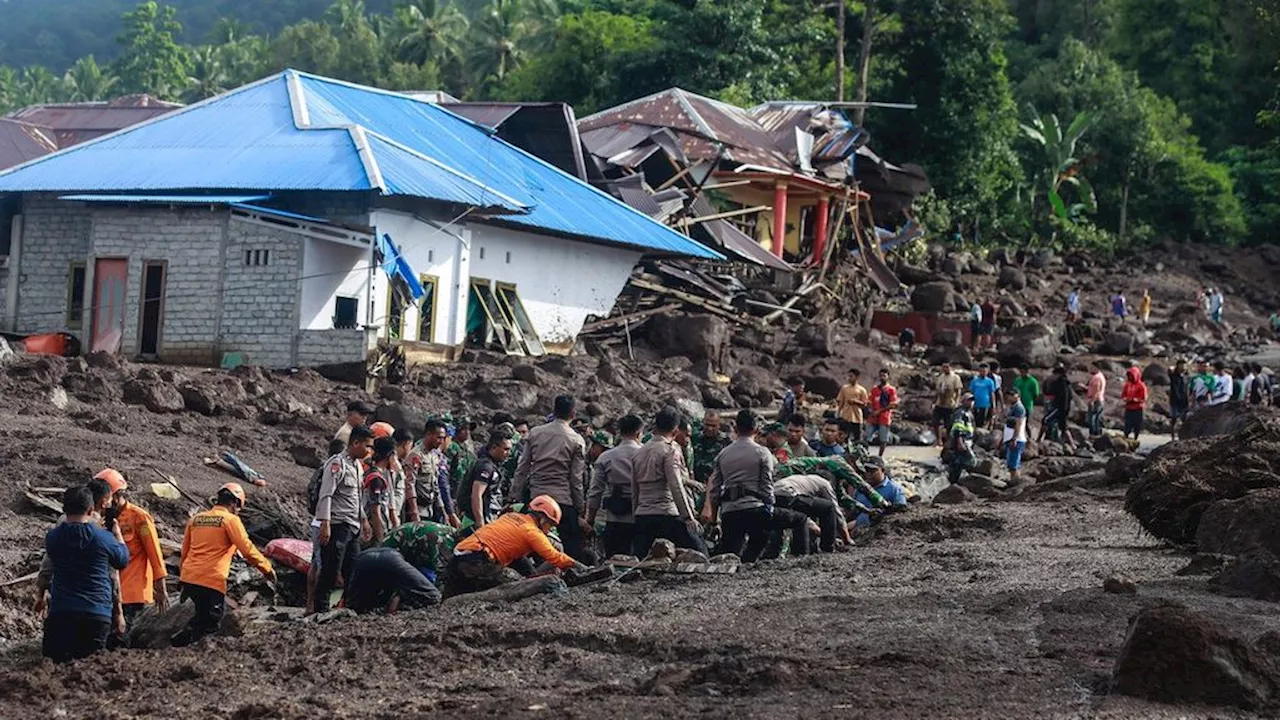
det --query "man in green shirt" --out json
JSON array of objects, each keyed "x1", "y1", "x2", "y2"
[
  {"x1": 1012, "y1": 364, "x2": 1041, "y2": 420},
  {"x1": 383, "y1": 520, "x2": 457, "y2": 584}
]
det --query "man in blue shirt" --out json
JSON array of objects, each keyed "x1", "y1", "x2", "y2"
[
  {"x1": 43, "y1": 485, "x2": 129, "y2": 663},
  {"x1": 969, "y1": 364, "x2": 997, "y2": 429},
  {"x1": 813, "y1": 419, "x2": 847, "y2": 457},
  {"x1": 854, "y1": 457, "x2": 908, "y2": 528}
]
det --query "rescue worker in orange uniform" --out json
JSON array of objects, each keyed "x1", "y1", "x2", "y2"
[
  {"x1": 172, "y1": 483, "x2": 275, "y2": 647},
  {"x1": 443, "y1": 495, "x2": 584, "y2": 599},
  {"x1": 101, "y1": 469, "x2": 169, "y2": 628}
]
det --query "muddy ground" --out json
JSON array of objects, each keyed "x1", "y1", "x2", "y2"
[
  {"x1": 2, "y1": 242, "x2": 1280, "y2": 717},
  {"x1": 3, "y1": 479, "x2": 1277, "y2": 718}
]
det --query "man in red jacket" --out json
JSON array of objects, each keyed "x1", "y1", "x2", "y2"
[{"x1": 1121, "y1": 366, "x2": 1149, "y2": 440}]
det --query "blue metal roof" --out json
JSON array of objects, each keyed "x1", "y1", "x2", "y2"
[
  {"x1": 0, "y1": 71, "x2": 721, "y2": 259},
  {"x1": 60, "y1": 194, "x2": 271, "y2": 204}
]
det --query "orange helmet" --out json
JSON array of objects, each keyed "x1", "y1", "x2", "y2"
[
  {"x1": 527, "y1": 495, "x2": 562, "y2": 525},
  {"x1": 94, "y1": 468, "x2": 127, "y2": 493},
  {"x1": 219, "y1": 482, "x2": 247, "y2": 506},
  {"x1": 370, "y1": 422, "x2": 396, "y2": 439}
]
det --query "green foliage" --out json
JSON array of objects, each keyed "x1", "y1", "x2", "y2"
[
  {"x1": 869, "y1": 0, "x2": 1023, "y2": 225},
  {"x1": 1223, "y1": 143, "x2": 1280, "y2": 242},
  {"x1": 1019, "y1": 105, "x2": 1096, "y2": 221},
  {"x1": 113, "y1": 1, "x2": 192, "y2": 100}
]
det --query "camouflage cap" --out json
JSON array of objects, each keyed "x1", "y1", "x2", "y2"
[
  {"x1": 764, "y1": 422, "x2": 787, "y2": 435},
  {"x1": 590, "y1": 430, "x2": 614, "y2": 449}
]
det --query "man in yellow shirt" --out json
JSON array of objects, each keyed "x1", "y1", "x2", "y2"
[
  {"x1": 173, "y1": 483, "x2": 275, "y2": 647},
  {"x1": 835, "y1": 369, "x2": 869, "y2": 445}
]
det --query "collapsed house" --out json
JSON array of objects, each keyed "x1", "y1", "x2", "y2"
[{"x1": 0, "y1": 71, "x2": 720, "y2": 369}]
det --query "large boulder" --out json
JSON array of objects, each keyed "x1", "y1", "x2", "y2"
[
  {"x1": 996, "y1": 323, "x2": 1060, "y2": 369},
  {"x1": 933, "y1": 484, "x2": 976, "y2": 504},
  {"x1": 1213, "y1": 550, "x2": 1280, "y2": 602},
  {"x1": 178, "y1": 384, "x2": 219, "y2": 416},
  {"x1": 730, "y1": 367, "x2": 778, "y2": 406},
  {"x1": 1104, "y1": 453, "x2": 1146, "y2": 486},
  {"x1": 1125, "y1": 423, "x2": 1280, "y2": 545},
  {"x1": 123, "y1": 379, "x2": 184, "y2": 414},
  {"x1": 997, "y1": 266, "x2": 1027, "y2": 291},
  {"x1": 932, "y1": 328, "x2": 964, "y2": 348},
  {"x1": 1180, "y1": 403, "x2": 1278, "y2": 440},
  {"x1": 646, "y1": 314, "x2": 729, "y2": 366},
  {"x1": 1101, "y1": 331, "x2": 1137, "y2": 356},
  {"x1": 924, "y1": 345, "x2": 973, "y2": 368},
  {"x1": 374, "y1": 402, "x2": 429, "y2": 436},
  {"x1": 1112, "y1": 605, "x2": 1280, "y2": 709},
  {"x1": 895, "y1": 263, "x2": 938, "y2": 284},
  {"x1": 1197, "y1": 488, "x2": 1280, "y2": 557},
  {"x1": 793, "y1": 321, "x2": 836, "y2": 357},
  {"x1": 1142, "y1": 363, "x2": 1170, "y2": 387},
  {"x1": 910, "y1": 282, "x2": 957, "y2": 313},
  {"x1": 799, "y1": 360, "x2": 844, "y2": 400}
]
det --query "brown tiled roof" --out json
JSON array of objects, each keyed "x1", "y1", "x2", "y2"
[{"x1": 6, "y1": 95, "x2": 181, "y2": 149}]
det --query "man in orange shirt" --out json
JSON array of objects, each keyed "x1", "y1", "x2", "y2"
[
  {"x1": 172, "y1": 483, "x2": 275, "y2": 647},
  {"x1": 443, "y1": 495, "x2": 584, "y2": 599},
  {"x1": 102, "y1": 471, "x2": 169, "y2": 628},
  {"x1": 835, "y1": 369, "x2": 868, "y2": 446}
]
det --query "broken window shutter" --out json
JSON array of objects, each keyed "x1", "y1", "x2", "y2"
[{"x1": 496, "y1": 284, "x2": 545, "y2": 356}]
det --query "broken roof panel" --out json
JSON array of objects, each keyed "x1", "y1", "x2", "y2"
[
  {"x1": 0, "y1": 119, "x2": 57, "y2": 170},
  {"x1": 8, "y1": 95, "x2": 181, "y2": 148}
]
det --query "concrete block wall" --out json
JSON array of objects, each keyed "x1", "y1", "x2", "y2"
[
  {"x1": 0, "y1": 267, "x2": 7, "y2": 321},
  {"x1": 219, "y1": 217, "x2": 303, "y2": 368},
  {"x1": 16, "y1": 195, "x2": 92, "y2": 334},
  {"x1": 296, "y1": 327, "x2": 369, "y2": 366},
  {"x1": 90, "y1": 207, "x2": 227, "y2": 363}
]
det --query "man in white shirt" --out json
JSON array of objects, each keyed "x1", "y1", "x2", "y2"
[{"x1": 1210, "y1": 362, "x2": 1233, "y2": 406}]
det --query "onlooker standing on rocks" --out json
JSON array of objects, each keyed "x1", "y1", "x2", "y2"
[
  {"x1": 1067, "y1": 288, "x2": 1082, "y2": 323},
  {"x1": 969, "y1": 364, "x2": 997, "y2": 430},
  {"x1": 174, "y1": 483, "x2": 274, "y2": 647},
  {"x1": 969, "y1": 300, "x2": 983, "y2": 351},
  {"x1": 1169, "y1": 360, "x2": 1190, "y2": 439},
  {"x1": 511, "y1": 395, "x2": 591, "y2": 561},
  {"x1": 633, "y1": 406, "x2": 707, "y2": 557},
  {"x1": 1138, "y1": 289, "x2": 1152, "y2": 325},
  {"x1": 1190, "y1": 359, "x2": 1216, "y2": 409},
  {"x1": 980, "y1": 298, "x2": 998, "y2": 350},
  {"x1": 1270, "y1": 309, "x2": 1280, "y2": 337},
  {"x1": 1209, "y1": 289, "x2": 1225, "y2": 325},
  {"x1": 311, "y1": 425, "x2": 371, "y2": 613},
  {"x1": 836, "y1": 369, "x2": 868, "y2": 445},
  {"x1": 1210, "y1": 362, "x2": 1233, "y2": 406},
  {"x1": 1110, "y1": 291, "x2": 1128, "y2": 321},
  {"x1": 587, "y1": 415, "x2": 643, "y2": 558},
  {"x1": 333, "y1": 400, "x2": 374, "y2": 455},
  {"x1": 786, "y1": 415, "x2": 816, "y2": 459},
  {"x1": 1121, "y1": 367, "x2": 1148, "y2": 440},
  {"x1": 1246, "y1": 364, "x2": 1272, "y2": 407},
  {"x1": 1085, "y1": 362, "x2": 1107, "y2": 437},
  {"x1": 932, "y1": 362, "x2": 963, "y2": 447},
  {"x1": 1003, "y1": 389, "x2": 1028, "y2": 486},
  {"x1": 1038, "y1": 365, "x2": 1076, "y2": 449},
  {"x1": 41, "y1": 486, "x2": 129, "y2": 663},
  {"x1": 814, "y1": 419, "x2": 847, "y2": 457},
  {"x1": 1013, "y1": 365, "x2": 1041, "y2": 424},
  {"x1": 781, "y1": 379, "x2": 805, "y2": 422},
  {"x1": 865, "y1": 369, "x2": 899, "y2": 457}
]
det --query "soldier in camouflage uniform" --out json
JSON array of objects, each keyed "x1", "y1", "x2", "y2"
[
  {"x1": 382, "y1": 519, "x2": 457, "y2": 584},
  {"x1": 445, "y1": 415, "x2": 478, "y2": 497},
  {"x1": 691, "y1": 411, "x2": 731, "y2": 518}
]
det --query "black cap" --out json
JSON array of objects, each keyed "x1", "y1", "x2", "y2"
[
  {"x1": 347, "y1": 400, "x2": 375, "y2": 414},
  {"x1": 862, "y1": 456, "x2": 886, "y2": 470}
]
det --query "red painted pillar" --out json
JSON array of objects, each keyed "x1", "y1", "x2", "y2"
[
  {"x1": 812, "y1": 195, "x2": 830, "y2": 263},
  {"x1": 771, "y1": 181, "x2": 788, "y2": 257}
]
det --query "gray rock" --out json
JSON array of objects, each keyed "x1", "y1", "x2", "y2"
[
  {"x1": 997, "y1": 323, "x2": 1060, "y2": 369},
  {"x1": 933, "y1": 484, "x2": 976, "y2": 504},
  {"x1": 910, "y1": 282, "x2": 957, "y2": 313},
  {"x1": 123, "y1": 379, "x2": 185, "y2": 414},
  {"x1": 1103, "y1": 574, "x2": 1137, "y2": 594},
  {"x1": 997, "y1": 266, "x2": 1027, "y2": 290},
  {"x1": 646, "y1": 313, "x2": 729, "y2": 365},
  {"x1": 179, "y1": 384, "x2": 219, "y2": 416}
]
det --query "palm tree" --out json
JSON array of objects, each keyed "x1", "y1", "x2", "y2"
[
  {"x1": 394, "y1": 0, "x2": 468, "y2": 67},
  {"x1": 1020, "y1": 105, "x2": 1097, "y2": 221},
  {"x1": 467, "y1": 0, "x2": 533, "y2": 88},
  {"x1": 185, "y1": 46, "x2": 229, "y2": 102},
  {"x1": 0, "y1": 66, "x2": 17, "y2": 112},
  {"x1": 12, "y1": 66, "x2": 62, "y2": 108},
  {"x1": 208, "y1": 17, "x2": 255, "y2": 45},
  {"x1": 326, "y1": 0, "x2": 371, "y2": 40},
  {"x1": 63, "y1": 56, "x2": 118, "y2": 103}
]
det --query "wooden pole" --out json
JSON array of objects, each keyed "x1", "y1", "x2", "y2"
[{"x1": 836, "y1": 0, "x2": 846, "y2": 102}]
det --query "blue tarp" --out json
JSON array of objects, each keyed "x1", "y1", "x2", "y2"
[{"x1": 378, "y1": 233, "x2": 425, "y2": 302}]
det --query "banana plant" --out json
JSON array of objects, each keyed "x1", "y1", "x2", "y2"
[{"x1": 1020, "y1": 105, "x2": 1097, "y2": 221}]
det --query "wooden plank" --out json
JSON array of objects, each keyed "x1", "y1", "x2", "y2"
[
  {"x1": 581, "y1": 303, "x2": 679, "y2": 334},
  {"x1": 675, "y1": 205, "x2": 770, "y2": 227},
  {"x1": 628, "y1": 278, "x2": 755, "y2": 326},
  {"x1": 0, "y1": 571, "x2": 38, "y2": 588},
  {"x1": 149, "y1": 468, "x2": 204, "y2": 508},
  {"x1": 24, "y1": 485, "x2": 62, "y2": 515}
]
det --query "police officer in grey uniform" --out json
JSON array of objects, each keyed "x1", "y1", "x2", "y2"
[
  {"x1": 707, "y1": 410, "x2": 809, "y2": 562},
  {"x1": 510, "y1": 395, "x2": 591, "y2": 561},
  {"x1": 586, "y1": 414, "x2": 644, "y2": 558}
]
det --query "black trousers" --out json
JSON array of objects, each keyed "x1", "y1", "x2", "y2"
[
  {"x1": 719, "y1": 507, "x2": 777, "y2": 563},
  {"x1": 632, "y1": 515, "x2": 709, "y2": 558},
  {"x1": 776, "y1": 495, "x2": 839, "y2": 552},
  {"x1": 601, "y1": 521, "x2": 636, "y2": 559},
  {"x1": 315, "y1": 523, "x2": 360, "y2": 612},
  {"x1": 42, "y1": 611, "x2": 111, "y2": 663},
  {"x1": 171, "y1": 583, "x2": 225, "y2": 647},
  {"x1": 557, "y1": 505, "x2": 593, "y2": 564},
  {"x1": 346, "y1": 547, "x2": 441, "y2": 614},
  {"x1": 762, "y1": 506, "x2": 813, "y2": 559},
  {"x1": 1123, "y1": 409, "x2": 1144, "y2": 438}
]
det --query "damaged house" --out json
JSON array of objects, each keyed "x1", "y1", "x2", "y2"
[
  {"x1": 0, "y1": 71, "x2": 720, "y2": 369},
  {"x1": 578, "y1": 89, "x2": 929, "y2": 283}
]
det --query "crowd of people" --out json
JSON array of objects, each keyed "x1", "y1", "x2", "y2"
[{"x1": 34, "y1": 392, "x2": 913, "y2": 663}]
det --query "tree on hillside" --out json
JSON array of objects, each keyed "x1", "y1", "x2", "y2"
[
  {"x1": 185, "y1": 45, "x2": 229, "y2": 101},
  {"x1": 393, "y1": 0, "x2": 468, "y2": 68},
  {"x1": 63, "y1": 56, "x2": 118, "y2": 102},
  {"x1": 870, "y1": 0, "x2": 1022, "y2": 232},
  {"x1": 271, "y1": 21, "x2": 342, "y2": 78},
  {"x1": 113, "y1": 1, "x2": 192, "y2": 100},
  {"x1": 468, "y1": 0, "x2": 557, "y2": 93}
]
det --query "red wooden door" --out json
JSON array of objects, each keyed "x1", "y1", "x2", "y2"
[{"x1": 90, "y1": 258, "x2": 128, "y2": 353}]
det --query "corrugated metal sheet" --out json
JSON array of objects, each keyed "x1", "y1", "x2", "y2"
[
  {"x1": 60, "y1": 193, "x2": 270, "y2": 204},
  {"x1": 688, "y1": 196, "x2": 791, "y2": 272},
  {"x1": 443, "y1": 104, "x2": 521, "y2": 129},
  {"x1": 0, "y1": 119, "x2": 57, "y2": 170},
  {"x1": 8, "y1": 96, "x2": 180, "y2": 148},
  {"x1": 296, "y1": 74, "x2": 720, "y2": 258}
]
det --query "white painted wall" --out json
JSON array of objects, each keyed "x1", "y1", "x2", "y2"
[
  {"x1": 368, "y1": 210, "x2": 640, "y2": 348},
  {"x1": 300, "y1": 238, "x2": 370, "y2": 330},
  {"x1": 466, "y1": 223, "x2": 640, "y2": 345}
]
